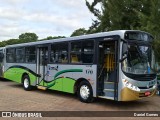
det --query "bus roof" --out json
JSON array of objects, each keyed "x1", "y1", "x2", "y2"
[
  {"x1": 5, "y1": 30, "x2": 152, "y2": 48},
  {"x1": 0, "y1": 47, "x2": 5, "y2": 50}
]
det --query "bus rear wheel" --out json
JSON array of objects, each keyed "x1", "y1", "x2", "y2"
[
  {"x1": 22, "y1": 75, "x2": 32, "y2": 91},
  {"x1": 78, "y1": 81, "x2": 94, "y2": 103}
]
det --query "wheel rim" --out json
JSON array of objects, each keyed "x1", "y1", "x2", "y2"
[
  {"x1": 80, "y1": 85, "x2": 90, "y2": 100},
  {"x1": 24, "y1": 78, "x2": 29, "y2": 88}
]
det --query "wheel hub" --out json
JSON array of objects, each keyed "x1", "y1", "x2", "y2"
[
  {"x1": 24, "y1": 78, "x2": 29, "y2": 88},
  {"x1": 80, "y1": 85, "x2": 90, "y2": 99}
]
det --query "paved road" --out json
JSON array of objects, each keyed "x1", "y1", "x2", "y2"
[{"x1": 0, "y1": 79, "x2": 160, "y2": 119}]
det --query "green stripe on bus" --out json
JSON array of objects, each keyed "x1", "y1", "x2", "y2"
[{"x1": 40, "y1": 77, "x2": 76, "y2": 93}]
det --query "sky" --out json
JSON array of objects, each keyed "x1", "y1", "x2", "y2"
[{"x1": 0, "y1": 0, "x2": 95, "y2": 41}]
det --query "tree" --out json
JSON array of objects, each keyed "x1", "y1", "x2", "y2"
[
  {"x1": 0, "y1": 39, "x2": 20, "y2": 47},
  {"x1": 0, "y1": 41, "x2": 7, "y2": 47},
  {"x1": 85, "y1": 0, "x2": 145, "y2": 32},
  {"x1": 19, "y1": 32, "x2": 38, "y2": 42},
  {"x1": 0, "y1": 33, "x2": 38, "y2": 47},
  {"x1": 41, "y1": 36, "x2": 66, "y2": 40},
  {"x1": 71, "y1": 28, "x2": 87, "y2": 37},
  {"x1": 5, "y1": 39, "x2": 20, "y2": 45}
]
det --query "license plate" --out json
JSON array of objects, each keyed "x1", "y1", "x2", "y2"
[{"x1": 145, "y1": 91, "x2": 151, "y2": 96}]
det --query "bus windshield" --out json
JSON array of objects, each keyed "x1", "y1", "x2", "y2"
[{"x1": 122, "y1": 43, "x2": 154, "y2": 74}]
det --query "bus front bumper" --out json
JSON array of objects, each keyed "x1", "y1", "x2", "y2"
[{"x1": 120, "y1": 87, "x2": 157, "y2": 101}]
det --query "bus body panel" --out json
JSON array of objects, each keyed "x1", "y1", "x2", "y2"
[
  {"x1": 38, "y1": 64, "x2": 97, "y2": 96},
  {"x1": 4, "y1": 63, "x2": 37, "y2": 85},
  {"x1": 4, "y1": 63, "x2": 98, "y2": 97},
  {"x1": 118, "y1": 69, "x2": 157, "y2": 101}
]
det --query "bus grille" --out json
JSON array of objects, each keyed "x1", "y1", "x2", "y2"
[{"x1": 138, "y1": 85, "x2": 153, "y2": 89}]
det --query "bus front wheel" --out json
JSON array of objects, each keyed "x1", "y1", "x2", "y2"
[
  {"x1": 78, "y1": 81, "x2": 94, "y2": 103},
  {"x1": 22, "y1": 75, "x2": 32, "y2": 91}
]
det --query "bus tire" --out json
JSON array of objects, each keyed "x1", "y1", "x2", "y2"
[
  {"x1": 78, "y1": 81, "x2": 94, "y2": 103},
  {"x1": 22, "y1": 75, "x2": 32, "y2": 91}
]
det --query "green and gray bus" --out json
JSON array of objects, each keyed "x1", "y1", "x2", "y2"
[{"x1": 0, "y1": 30, "x2": 157, "y2": 102}]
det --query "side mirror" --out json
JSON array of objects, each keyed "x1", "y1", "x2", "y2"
[{"x1": 0, "y1": 52, "x2": 4, "y2": 62}]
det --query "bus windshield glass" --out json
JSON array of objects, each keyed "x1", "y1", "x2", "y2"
[{"x1": 122, "y1": 43, "x2": 154, "y2": 74}]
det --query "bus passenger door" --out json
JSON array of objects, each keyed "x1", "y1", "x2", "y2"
[
  {"x1": 98, "y1": 39, "x2": 119, "y2": 100},
  {"x1": 37, "y1": 47, "x2": 49, "y2": 86}
]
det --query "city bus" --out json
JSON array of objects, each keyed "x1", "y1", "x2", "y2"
[{"x1": 0, "y1": 30, "x2": 157, "y2": 102}]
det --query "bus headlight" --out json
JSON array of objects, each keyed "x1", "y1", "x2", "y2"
[
  {"x1": 153, "y1": 83, "x2": 157, "y2": 89},
  {"x1": 123, "y1": 79, "x2": 140, "y2": 92}
]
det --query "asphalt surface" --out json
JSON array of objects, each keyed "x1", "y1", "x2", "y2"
[{"x1": 0, "y1": 79, "x2": 160, "y2": 120}]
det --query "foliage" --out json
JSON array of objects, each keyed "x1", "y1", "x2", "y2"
[
  {"x1": 71, "y1": 28, "x2": 87, "y2": 37},
  {"x1": 19, "y1": 32, "x2": 38, "y2": 42},
  {"x1": 0, "y1": 32, "x2": 39, "y2": 47},
  {"x1": 85, "y1": 0, "x2": 145, "y2": 33},
  {"x1": 0, "y1": 33, "x2": 65, "y2": 47},
  {"x1": 0, "y1": 39, "x2": 19, "y2": 47},
  {"x1": 41, "y1": 36, "x2": 66, "y2": 40}
]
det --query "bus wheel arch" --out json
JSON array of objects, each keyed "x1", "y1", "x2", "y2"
[
  {"x1": 21, "y1": 73, "x2": 32, "y2": 91},
  {"x1": 74, "y1": 78, "x2": 94, "y2": 103},
  {"x1": 74, "y1": 78, "x2": 88, "y2": 93},
  {"x1": 21, "y1": 73, "x2": 28, "y2": 83}
]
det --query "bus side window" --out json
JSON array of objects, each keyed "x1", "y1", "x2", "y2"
[
  {"x1": 50, "y1": 46, "x2": 56, "y2": 63},
  {"x1": 50, "y1": 43, "x2": 68, "y2": 63},
  {"x1": 71, "y1": 42, "x2": 81, "y2": 63},
  {"x1": 16, "y1": 48, "x2": 25, "y2": 63},
  {"x1": 70, "y1": 40, "x2": 94, "y2": 64},
  {"x1": 71, "y1": 54, "x2": 80, "y2": 63},
  {"x1": 60, "y1": 45, "x2": 68, "y2": 63},
  {"x1": 82, "y1": 41, "x2": 94, "y2": 63},
  {"x1": 25, "y1": 47, "x2": 36, "y2": 63},
  {"x1": 6, "y1": 48, "x2": 15, "y2": 63}
]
